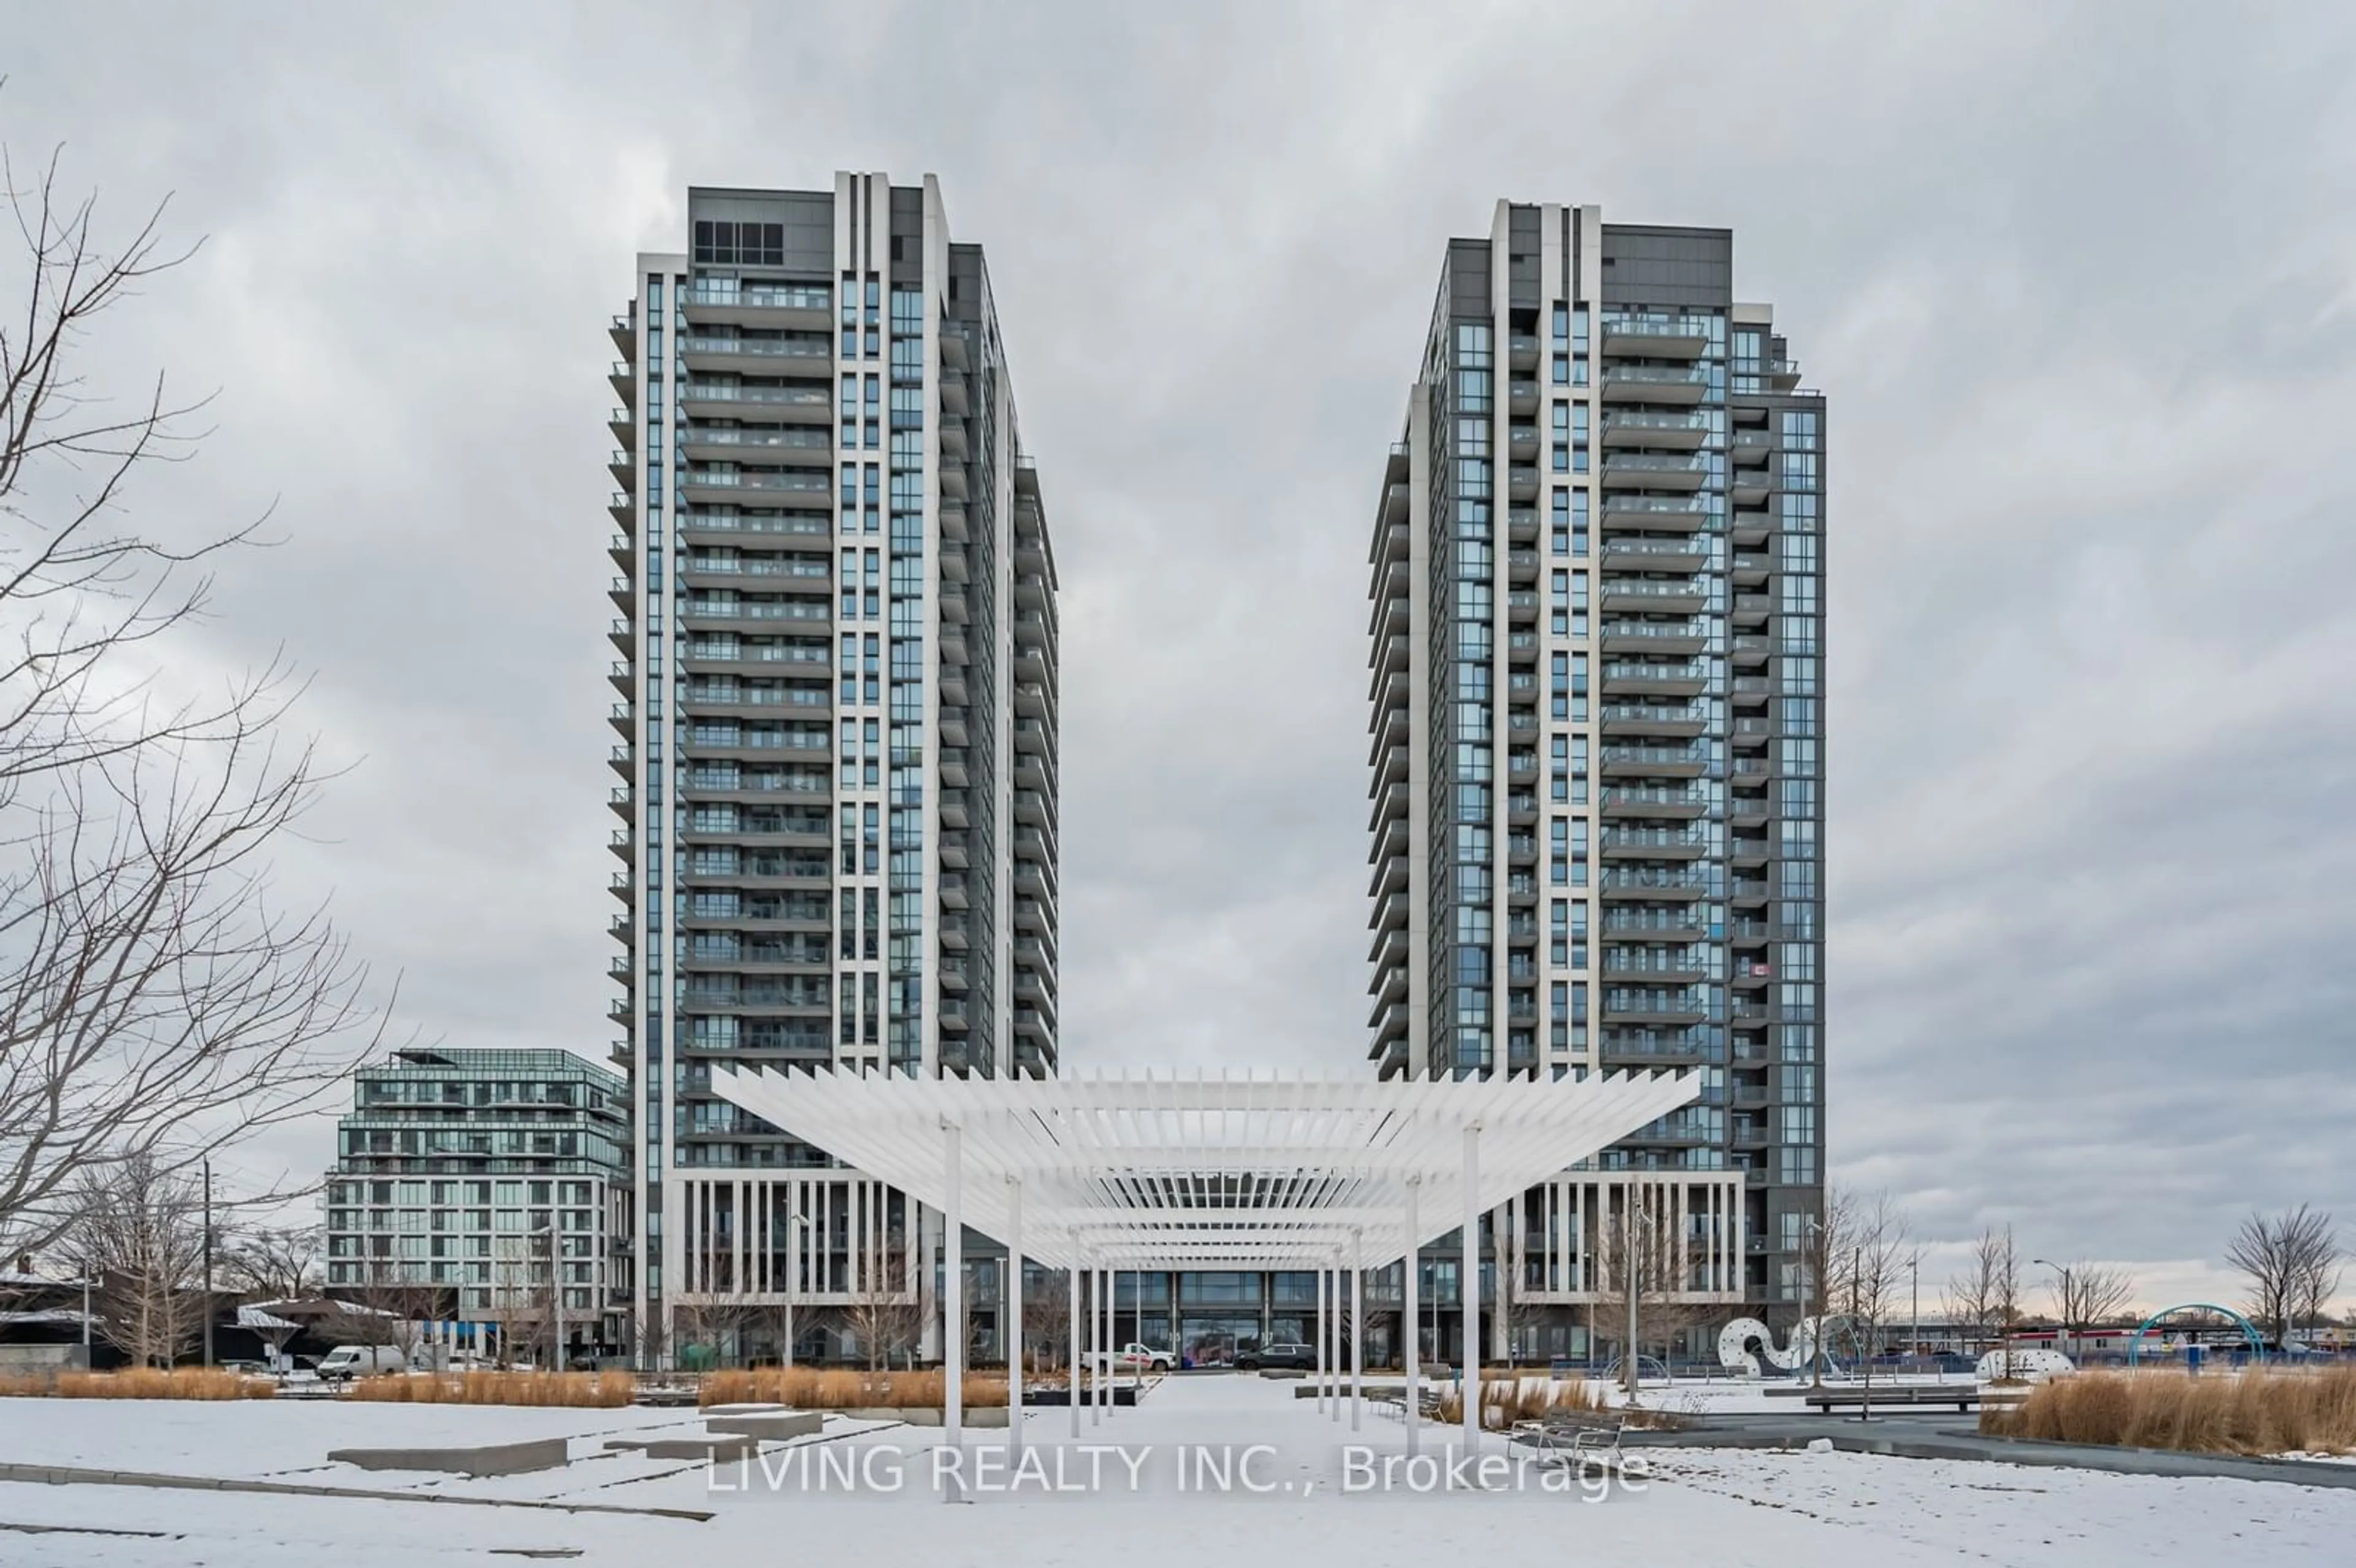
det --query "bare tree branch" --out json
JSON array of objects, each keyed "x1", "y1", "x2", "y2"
[
  {"x1": 2227, "y1": 1206, "x2": 2341, "y2": 1347},
  {"x1": 0, "y1": 141, "x2": 396, "y2": 1258}
]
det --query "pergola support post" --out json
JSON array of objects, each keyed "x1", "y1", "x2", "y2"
[
  {"x1": 1006, "y1": 1177, "x2": 1023, "y2": 1458},
  {"x1": 1350, "y1": 1228, "x2": 1364, "y2": 1431},
  {"x1": 1463, "y1": 1122, "x2": 1480, "y2": 1457},
  {"x1": 1404, "y1": 1175, "x2": 1421, "y2": 1456},
  {"x1": 1068, "y1": 1250, "x2": 1082, "y2": 1439},
  {"x1": 943, "y1": 1120, "x2": 964, "y2": 1504}
]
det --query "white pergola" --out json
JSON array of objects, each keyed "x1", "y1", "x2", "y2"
[{"x1": 711, "y1": 1063, "x2": 1698, "y2": 1497}]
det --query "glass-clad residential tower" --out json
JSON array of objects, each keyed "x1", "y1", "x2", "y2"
[
  {"x1": 1368, "y1": 202, "x2": 1825, "y2": 1342},
  {"x1": 607, "y1": 175, "x2": 1058, "y2": 1359}
]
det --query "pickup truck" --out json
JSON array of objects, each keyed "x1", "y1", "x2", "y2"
[{"x1": 1098, "y1": 1342, "x2": 1172, "y2": 1374}]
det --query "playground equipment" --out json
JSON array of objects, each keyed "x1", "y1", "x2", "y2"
[{"x1": 1717, "y1": 1315, "x2": 1839, "y2": 1377}]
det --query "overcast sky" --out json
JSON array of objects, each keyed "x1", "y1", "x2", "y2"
[{"x1": 7, "y1": 2, "x2": 2353, "y2": 1311}]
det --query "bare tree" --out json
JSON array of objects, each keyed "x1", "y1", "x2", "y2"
[
  {"x1": 220, "y1": 1221, "x2": 320, "y2": 1302},
  {"x1": 0, "y1": 143, "x2": 398, "y2": 1261},
  {"x1": 843, "y1": 1228, "x2": 922, "y2": 1371},
  {"x1": 672, "y1": 1294, "x2": 763, "y2": 1370},
  {"x1": 1593, "y1": 1185, "x2": 1711, "y2": 1401},
  {"x1": 63, "y1": 1151, "x2": 205, "y2": 1366},
  {"x1": 329, "y1": 1261, "x2": 430, "y2": 1368},
  {"x1": 1945, "y1": 1224, "x2": 2022, "y2": 1380},
  {"x1": 2044, "y1": 1260, "x2": 2137, "y2": 1357},
  {"x1": 1025, "y1": 1266, "x2": 1072, "y2": 1374},
  {"x1": 1836, "y1": 1192, "x2": 1909, "y2": 1416},
  {"x1": 2227, "y1": 1206, "x2": 2342, "y2": 1348},
  {"x1": 1798, "y1": 1186, "x2": 1857, "y2": 1388}
]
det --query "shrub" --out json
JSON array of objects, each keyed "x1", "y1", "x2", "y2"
[
  {"x1": 699, "y1": 1367, "x2": 1009, "y2": 1410},
  {"x1": 0, "y1": 1368, "x2": 274, "y2": 1399},
  {"x1": 1984, "y1": 1366, "x2": 2356, "y2": 1455},
  {"x1": 346, "y1": 1370, "x2": 634, "y2": 1408}
]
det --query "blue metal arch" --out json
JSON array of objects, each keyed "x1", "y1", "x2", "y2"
[{"x1": 2125, "y1": 1302, "x2": 2266, "y2": 1366}]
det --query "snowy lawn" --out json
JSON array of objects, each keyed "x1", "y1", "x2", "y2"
[{"x1": 0, "y1": 1376, "x2": 2350, "y2": 1565}]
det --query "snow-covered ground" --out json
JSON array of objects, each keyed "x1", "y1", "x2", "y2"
[{"x1": 0, "y1": 1375, "x2": 2349, "y2": 1566}]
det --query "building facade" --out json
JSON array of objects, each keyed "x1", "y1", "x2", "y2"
[
  {"x1": 1368, "y1": 202, "x2": 1827, "y2": 1339},
  {"x1": 607, "y1": 175, "x2": 1059, "y2": 1359},
  {"x1": 324, "y1": 1048, "x2": 629, "y2": 1359}
]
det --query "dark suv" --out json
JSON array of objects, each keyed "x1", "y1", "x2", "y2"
[{"x1": 1237, "y1": 1342, "x2": 1316, "y2": 1370}]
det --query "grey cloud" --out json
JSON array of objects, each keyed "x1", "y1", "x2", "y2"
[{"x1": 6, "y1": 1, "x2": 2353, "y2": 1293}]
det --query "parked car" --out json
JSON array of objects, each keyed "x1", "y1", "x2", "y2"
[
  {"x1": 1105, "y1": 1342, "x2": 1172, "y2": 1374},
  {"x1": 315, "y1": 1344, "x2": 414, "y2": 1381},
  {"x1": 1238, "y1": 1342, "x2": 1315, "y2": 1370}
]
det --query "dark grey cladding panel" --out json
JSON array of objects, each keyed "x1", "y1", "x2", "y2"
[
  {"x1": 1599, "y1": 224, "x2": 1734, "y2": 308},
  {"x1": 947, "y1": 242, "x2": 988, "y2": 315},
  {"x1": 688, "y1": 188, "x2": 835, "y2": 275},
  {"x1": 1508, "y1": 205, "x2": 1542, "y2": 312},
  {"x1": 1447, "y1": 238, "x2": 1491, "y2": 319},
  {"x1": 890, "y1": 185, "x2": 926, "y2": 288}
]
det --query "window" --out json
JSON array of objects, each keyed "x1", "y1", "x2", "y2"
[{"x1": 692, "y1": 220, "x2": 784, "y2": 266}]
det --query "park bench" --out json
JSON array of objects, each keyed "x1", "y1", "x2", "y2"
[
  {"x1": 1510, "y1": 1413, "x2": 1628, "y2": 1469},
  {"x1": 1801, "y1": 1385, "x2": 1987, "y2": 1413}
]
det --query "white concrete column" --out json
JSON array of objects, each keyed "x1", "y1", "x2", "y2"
[
  {"x1": 1314, "y1": 1267, "x2": 1327, "y2": 1412},
  {"x1": 1330, "y1": 1256, "x2": 1344, "y2": 1424},
  {"x1": 1462, "y1": 1122, "x2": 1480, "y2": 1455},
  {"x1": 1093, "y1": 1265, "x2": 1106, "y2": 1423},
  {"x1": 1068, "y1": 1253, "x2": 1082, "y2": 1439},
  {"x1": 1350, "y1": 1229, "x2": 1365, "y2": 1431},
  {"x1": 1006, "y1": 1177, "x2": 1022, "y2": 1458},
  {"x1": 1404, "y1": 1175, "x2": 1421, "y2": 1457},
  {"x1": 943, "y1": 1121, "x2": 963, "y2": 1503}
]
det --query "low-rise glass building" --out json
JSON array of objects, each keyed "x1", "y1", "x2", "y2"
[{"x1": 324, "y1": 1048, "x2": 628, "y2": 1361}]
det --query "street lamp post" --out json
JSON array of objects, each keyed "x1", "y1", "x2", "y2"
[{"x1": 2033, "y1": 1259, "x2": 2071, "y2": 1365}]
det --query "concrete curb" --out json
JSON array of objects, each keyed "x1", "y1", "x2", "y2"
[{"x1": 0, "y1": 1461, "x2": 714, "y2": 1521}]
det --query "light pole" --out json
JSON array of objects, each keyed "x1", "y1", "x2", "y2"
[
  {"x1": 782, "y1": 1210, "x2": 812, "y2": 1367},
  {"x1": 202, "y1": 1159, "x2": 214, "y2": 1370},
  {"x1": 2033, "y1": 1259, "x2": 2071, "y2": 1365},
  {"x1": 1908, "y1": 1247, "x2": 1920, "y2": 1380}
]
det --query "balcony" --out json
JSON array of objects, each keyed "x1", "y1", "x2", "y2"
[
  {"x1": 1600, "y1": 578, "x2": 1708, "y2": 615},
  {"x1": 1600, "y1": 620, "x2": 1707, "y2": 656},
  {"x1": 1601, "y1": 537, "x2": 1709, "y2": 574},
  {"x1": 1601, "y1": 315, "x2": 1714, "y2": 358},
  {"x1": 1601, "y1": 493, "x2": 1711, "y2": 531},
  {"x1": 678, "y1": 381, "x2": 831, "y2": 421},
  {"x1": 679, "y1": 425, "x2": 833, "y2": 465},
  {"x1": 1599, "y1": 701, "x2": 1705, "y2": 739},
  {"x1": 1600, "y1": 659, "x2": 1706, "y2": 698},
  {"x1": 1508, "y1": 464, "x2": 1539, "y2": 502},
  {"x1": 1507, "y1": 505, "x2": 1539, "y2": 545},
  {"x1": 1600, "y1": 453, "x2": 1709, "y2": 491},
  {"x1": 1731, "y1": 469, "x2": 1770, "y2": 507},
  {"x1": 1599, "y1": 865, "x2": 1711, "y2": 899},
  {"x1": 679, "y1": 334, "x2": 831, "y2": 377},
  {"x1": 1508, "y1": 334, "x2": 1540, "y2": 371},
  {"x1": 1602, "y1": 910, "x2": 1711, "y2": 939},
  {"x1": 1601, "y1": 824, "x2": 1711, "y2": 859},
  {"x1": 1601, "y1": 409, "x2": 1711, "y2": 450},
  {"x1": 1600, "y1": 363, "x2": 1711, "y2": 404},
  {"x1": 1599, "y1": 785, "x2": 1708, "y2": 819},
  {"x1": 1507, "y1": 548, "x2": 1539, "y2": 585}
]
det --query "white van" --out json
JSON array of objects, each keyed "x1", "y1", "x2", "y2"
[{"x1": 316, "y1": 1345, "x2": 412, "y2": 1381}]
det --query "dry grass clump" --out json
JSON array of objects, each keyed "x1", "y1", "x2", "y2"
[
  {"x1": 700, "y1": 1366, "x2": 1009, "y2": 1410},
  {"x1": 0, "y1": 1368, "x2": 274, "y2": 1399},
  {"x1": 348, "y1": 1370, "x2": 635, "y2": 1408},
  {"x1": 1984, "y1": 1366, "x2": 2356, "y2": 1455},
  {"x1": 1433, "y1": 1375, "x2": 1642, "y2": 1431}
]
